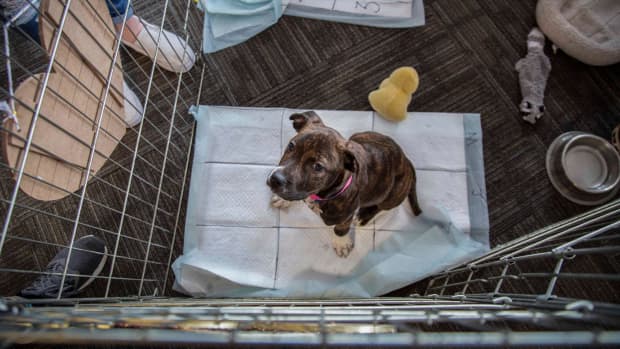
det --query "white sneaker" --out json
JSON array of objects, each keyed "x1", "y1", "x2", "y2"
[
  {"x1": 122, "y1": 19, "x2": 196, "y2": 73},
  {"x1": 123, "y1": 81, "x2": 143, "y2": 128}
]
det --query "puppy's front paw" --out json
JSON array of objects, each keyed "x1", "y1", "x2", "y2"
[
  {"x1": 271, "y1": 195, "x2": 292, "y2": 209},
  {"x1": 332, "y1": 234, "x2": 354, "y2": 258}
]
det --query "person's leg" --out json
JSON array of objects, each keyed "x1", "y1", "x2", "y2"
[
  {"x1": 16, "y1": 15, "x2": 39, "y2": 43},
  {"x1": 0, "y1": 0, "x2": 41, "y2": 42},
  {"x1": 106, "y1": 0, "x2": 143, "y2": 44},
  {"x1": 116, "y1": 15, "x2": 143, "y2": 44},
  {"x1": 106, "y1": 0, "x2": 133, "y2": 25},
  {"x1": 1, "y1": 0, "x2": 133, "y2": 50}
]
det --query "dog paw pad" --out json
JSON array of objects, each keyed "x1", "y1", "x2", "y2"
[{"x1": 332, "y1": 234, "x2": 354, "y2": 258}]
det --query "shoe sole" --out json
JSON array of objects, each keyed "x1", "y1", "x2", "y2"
[{"x1": 77, "y1": 235, "x2": 108, "y2": 292}]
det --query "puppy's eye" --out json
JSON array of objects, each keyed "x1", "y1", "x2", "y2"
[
  {"x1": 313, "y1": 163, "x2": 324, "y2": 172},
  {"x1": 287, "y1": 142, "x2": 295, "y2": 151}
]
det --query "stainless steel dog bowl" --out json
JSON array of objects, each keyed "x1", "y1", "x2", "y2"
[{"x1": 561, "y1": 133, "x2": 620, "y2": 194}]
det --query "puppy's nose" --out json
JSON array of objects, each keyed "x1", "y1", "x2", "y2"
[{"x1": 269, "y1": 170, "x2": 287, "y2": 188}]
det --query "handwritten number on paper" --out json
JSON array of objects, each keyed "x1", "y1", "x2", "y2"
[{"x1": 355, "y1": 1, "x2": 381, "y2": 13}]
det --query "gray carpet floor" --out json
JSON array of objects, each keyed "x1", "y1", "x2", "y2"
[{"x1": 0, "y1": 0, "x2": 619, "y2": 299}]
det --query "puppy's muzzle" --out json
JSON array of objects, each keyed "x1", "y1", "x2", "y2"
[
  {"x1": 267, "y1": 167, "x2": 287, "y2": 189},
  {"x1": 267, "y1": 167, "x2": 308, "y2": 201}
]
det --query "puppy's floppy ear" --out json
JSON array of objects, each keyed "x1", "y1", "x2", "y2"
[
  {"x1": 343, "y1": 141, "x2": 365, "y2": 173},
  {"x1": 289, "y1": 111, "x2": 324, "y2": 133},
  {"x1": 344, "y1": 149, "x2": 357, "y2": 173},
  {"x1": 343, "y1": 141, "x2": 368, "y2": 185}
]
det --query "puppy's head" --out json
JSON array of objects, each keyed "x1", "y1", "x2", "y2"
[{"x1": 267, "y1": 111, "x2": 357, "y2": 201}]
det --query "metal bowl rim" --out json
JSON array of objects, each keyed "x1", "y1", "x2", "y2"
[{"x1": 560, "y1": 133, "x2": 620, "y2": 194}]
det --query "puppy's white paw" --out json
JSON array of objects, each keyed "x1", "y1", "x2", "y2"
[
  {"x1": 271, "y1": 195, "x2": 292, "y2": 209},
  {"x1": 332, "y1": 234, "x2": 354, "y2": 258},
  {"x1": 304, "y1": 197, "x2": 323, "y2": 216}
]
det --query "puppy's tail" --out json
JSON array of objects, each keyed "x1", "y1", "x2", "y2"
[{"x1": 408, "y1": 169, "x2": 422, "y2": 216}]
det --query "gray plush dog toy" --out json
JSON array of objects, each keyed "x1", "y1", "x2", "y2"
[{"x1": 515, "y1": 28, "x2": 551, "y2": 124}]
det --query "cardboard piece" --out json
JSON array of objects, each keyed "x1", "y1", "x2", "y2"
[{"x1": 2, "y1": 0, "x2": 127, "y2": 201}]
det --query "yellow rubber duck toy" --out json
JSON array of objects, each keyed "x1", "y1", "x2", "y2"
[{"x1": 368, "y1": 67, "x2": 419, "y2": 122}]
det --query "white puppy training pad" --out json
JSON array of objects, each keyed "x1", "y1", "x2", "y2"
[{"x1": 173, "y1": 106, "x2": 489, "y2": 297}]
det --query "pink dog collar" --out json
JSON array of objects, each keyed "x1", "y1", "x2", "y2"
[{"x1": 309, "y1": 175, "x2": 353, "y2": 202}]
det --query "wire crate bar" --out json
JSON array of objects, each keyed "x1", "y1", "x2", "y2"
[{"x1": 0, "y1": 0, "x2": 619, "y2": 347}]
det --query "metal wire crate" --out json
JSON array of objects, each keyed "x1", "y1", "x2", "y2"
[
  {"x1": 0, "y1": 0, "x2": 203, "y2": 299},
  {"x1": 0, "y1": 1, "x2": 619, "y2": 347}
]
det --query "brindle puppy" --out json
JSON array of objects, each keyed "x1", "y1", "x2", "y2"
[{"x1": 267, "y1": 111, "x2": 421, "y2": 258}]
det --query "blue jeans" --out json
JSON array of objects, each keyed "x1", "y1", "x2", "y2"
[
  {"x1": 106, "y1": 0, "x2": 134, "y2": 25},
  {"x1": 12, "y1": 0, "x2": 134, "y2": 43}
]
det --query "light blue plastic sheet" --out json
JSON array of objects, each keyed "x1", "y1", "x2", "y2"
[
  {"x1": 171, "y1": 106, "x2": 489, "y2": 298},
  {"x1": 199, "y1": 0, "x2": 285, "y2": 53},
  {"x1": 199, "y1": 0, "x2": 425, "y2": 53}
]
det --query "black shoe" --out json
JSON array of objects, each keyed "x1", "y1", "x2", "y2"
[{"x1": 19, "y1": 235, "x2": 107, "y2": 298}]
